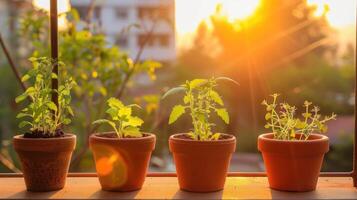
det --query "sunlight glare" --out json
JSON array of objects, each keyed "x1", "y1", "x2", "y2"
[
  {"x1": 175, "y1": 0, "x2": 259, "y2": 36},
  {"x1": 32, "y1": 0, "x2": 71, "y2": 31},
  {"x1": 308, "y1": 0, "x2": 356, "y2": 27},
  {"x1": 175, "y1": 0, "x2": 260, "y2": 49},
  {"x1": 32, "y1": 0, "x2": 71, "y2": 14}
]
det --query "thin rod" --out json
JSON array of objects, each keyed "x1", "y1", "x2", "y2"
[
  {"x1": 50, "y1": 0, "x2": 58, "y2": 107},
  {"x1": 0, "y1": 33, "x2": 26, "y2": 91},
  {"x1": 353, "y1": 4, "x2": 357, "y2": 186}
]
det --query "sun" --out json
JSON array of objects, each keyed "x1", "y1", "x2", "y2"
[
  {"x1": 32, "y1": 0, "x2": 71, "y2": 31},
  {"x1": 32, "y1": 0, "x2": 71, "y2": 14},
  {"x1": 175, "y1": 0, "x2": 260, "y2": 36},
  {"x1": 175, "y1": 0, "x2": 260, "y2": 49},
  {"x1": 307, "y1": 0, "x2": 356, "y2": 28}
]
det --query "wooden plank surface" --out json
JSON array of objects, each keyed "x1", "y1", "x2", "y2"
[{"x1": 0, "y1": 177, "x2": 356, "y2": 199}]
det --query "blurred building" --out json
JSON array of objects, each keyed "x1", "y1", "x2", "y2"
[{"x1": 71, "y1": 0, "x2": 176, "y2": 62}]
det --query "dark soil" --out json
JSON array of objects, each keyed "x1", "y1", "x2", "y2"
[
  {"x1": 23, "y1": 129, "x2": 65, "y2": 138},
  {"x1": 176, "y1": 133, "x2": 233, "y2": 140},
  {"x1": 95, "y1": 132, "x2": 150, "y2": 138}
]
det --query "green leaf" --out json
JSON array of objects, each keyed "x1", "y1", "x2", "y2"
[
  {"x1": 118, "y1": 107, "x2": 132, "y2": 118},
  {"x1": 215, "y1": 77, "x2": 239, "y2": 85},
  {"x1": 19, "y1": 121, "x2": 32, "y2": 128},
  {"x1": 106, "y1": 107, "x2": 118, "y2": 119},
  {"x1": 295, "y1": 120, "x2": 307, "y2": 129},
  {"x1": 93, "y1": 119, "x2": 115, "y2": 126},
  {"x1": 99, "y1": 87, "x2": 107, "y2": 96},
  {"x1": 123, "y1": 116, "x2": 144, "y2": 127},
  {"x1": 16, "y1": 113, "x2": 31, "y2": 119},
  {"x1": 62, "y1": 118, "x2": 71, "y2": 125},
  {"x1": 123, "y1": 126, "x2": 142, "y2": 137},
  {"x1": 183, "y1": 95, "x2": 190, "y2": 104},
  {"x1": 21, "y1": 74, "x2": 30, "y2": 82},
  {"x1": 210, "y1": 133, "x2": 221, "y2": 140},
  {"x1": 92, "y1": 119, "x2": 116, "y2": 132},
  {"x1": 321, "y1": 125, "x2": 328, "y2": 133},
  {"x1": 67, "y1": 106, "x2": 74, "y2": 116},
  {"x1": 15, "y1": 93, "x2": 28, "y2": 103},
  {"x1": 25, "y1": 87, "x2": 36, "y2": 95},
  {"x1": 265, "y1": 113, "x2": 271, "y2": 120},
  {"x1": 169, "y1": 105, "x2": 186, "y2": 124},
  {"x1": 210, "y1": 91, "x2": 223, "y2": 105},
  {"x1": 302, "y1": 113, "x2": 312, "y2": 118},
  {"x1": 128, "y1": 104, "x2": 142, "y2": 109},
  {"x1": 46, "y1": 102, "x2": 58, "y2": 112},
  {"x1": 189, "y1": 79, "x2": 207, "y2": 89},
  {"x1": 107, "y1": 97, "x2": 124, "y2": 109},
  {"x1": 187, "y1": 132, "x2": 196, "y2": 140},
  {"x1": 51, "y1": 73, "x2": 58, "y2": 79},
  {"x1": 162, "y1": 86, "x2": 185, "y2": 100},
  {"x1": 216, "y1": 108, "x2": 229, "y2": 124}
]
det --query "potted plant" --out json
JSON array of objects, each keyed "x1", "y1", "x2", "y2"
[
  {"x1": 90, "y1": 97, "x2": 156, "y2": 191},
  {"x1": 163, "y1": 77, "x2": 237, "y2": 192},
  {"x1": 259, "y1": 94, "x2": 336, "y2": 192},
  {"x1": 13, "y1": 57, "x2": 76, "y2": 192}
]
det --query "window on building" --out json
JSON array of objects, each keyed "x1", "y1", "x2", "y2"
[
  {"x1": 115, "y1": 7, "x2": 128, "y2": 19},
  {"x1": 73, "y1": 6, "x2": 101, "y2": 20},
  {"x1": 137, "y1": 34, "x2": 170, "y2": 47},
  {"x1": 94, "y1": 7, "x2": 101, "y2": 19},
  {"x1": 74, "y1": 6, "x2": 87, "y2": 20},
  {"x1": 116, "y1": 35, "x2": 128, "y2": 48},
  {"x1": 158, "y1": 34, "x2": 169, "y2": 47},
  {"x1": 137, "y1": 6, "x2": 170, "y2": 20}
]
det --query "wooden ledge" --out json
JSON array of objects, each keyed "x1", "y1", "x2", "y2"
[{"x1": 0, "y1": 177, "x2": 356, "y2": 199}]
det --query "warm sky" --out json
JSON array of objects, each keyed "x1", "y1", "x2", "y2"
[
  {"x1": 175, "y1": 0, "x2": 357, "y2": 49},
  {"x1": 33, "y1": 0, "x2": 356, "y2": 49}
]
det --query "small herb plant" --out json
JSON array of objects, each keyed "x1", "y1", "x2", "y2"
[
  {"x1": 15, "y1": 57, "x2": 76, "y2": 135},
  {"x1": 93, "y1": 98, "x2": 144, "y2": 138},
  {"x1": 163, "y1": 77, "x2": 237, "y2": 141},
  {"x1": 262, "y1": 94, "x2": 337, "y2": 140}
]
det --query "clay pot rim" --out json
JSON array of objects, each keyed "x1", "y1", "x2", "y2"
[
  {"x1": 169, "y1": 133, "x2": 236, "y2": 145},
  {"x1": 258, "y1": 133, "x2": 328, "y2": 143},
  {"x1": 13, "y1": 133, "x2": 76, "y2": 141},
  {"x1": 91, "y1": 131, "x2": 155, "y2": 142}
]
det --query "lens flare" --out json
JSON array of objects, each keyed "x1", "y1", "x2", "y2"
[{"x1": 92, "y1": 144, "x2": 128, "y2": 188}]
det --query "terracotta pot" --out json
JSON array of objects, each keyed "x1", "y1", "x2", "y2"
[
  {"x1": 90, "y1": 132, "x2": 156, "y2": 191},
  {"x1": 169, "y1": 133, "x2": 236, "y2": 192},
  {"x1": 13, "y1": 134, "x2": 76, "y2": 192},
  {"x1": 258, "y1": 133, "x2": 329, "y2": 192}
]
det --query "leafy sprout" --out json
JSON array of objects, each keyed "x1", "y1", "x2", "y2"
[
  {"x1": 15, "y1": 57, "x2": 76, "y2": 135},
  {"x1": 93, "y1": 98, "x2": 144, "y2": 138},
  {"x1": 262, "y1": 94, "x2": 337, "y2": 140},
  {"x1": 162, "y1": 77, "x2": 237, "y2": 141}
]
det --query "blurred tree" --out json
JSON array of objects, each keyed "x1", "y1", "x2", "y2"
[
  {"x1": 3, "y1": 7, "x2": 162, "y2": 171},
  {"x1": 323, "y1": 134, "x2": 353, "y2": 172}
]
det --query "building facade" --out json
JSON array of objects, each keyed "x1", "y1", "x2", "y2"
[{"x1": 71, "y1": 0, "x2": 176, "y2": 62}]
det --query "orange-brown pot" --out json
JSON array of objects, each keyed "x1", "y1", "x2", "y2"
[
  {"x1": 90, "y1": 132, "x2": 156, "y2": 192},
  {"x1": 169, "y1": 133, "x2": 236, "y2": 192},
  {"x1": 258, "y1": 133, "x2": 329, "y2": 192},
  {"x1": 13, "y1": 134, "x2": 76, "y2": 192}
]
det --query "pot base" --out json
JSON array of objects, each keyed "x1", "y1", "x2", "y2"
[
  {"x1": 258, "y1": 133, "x2": 329, "y2": 192},
  {"x1": 169, "y1": 133, "x2": 236, "y2": 193},
  {"x1": 13, "y1": 134, "x2": 76, "y2": 192},
  {"x1": 90, "y1": 132, "x2": 156, "y2": 192}
]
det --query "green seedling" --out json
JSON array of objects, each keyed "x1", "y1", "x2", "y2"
[
  {"x1": 15, "y1": 57, "x2": 76, "y2": 135},
  {"x1": 262, "y1": 93, "x2": 337, "y2": 140},
  {"x1": 93, "y1": 98, "x2": 144, "y2": 138},
  {"x1": 163, "y1": 77, "x2": 238, "y2": 141}
]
